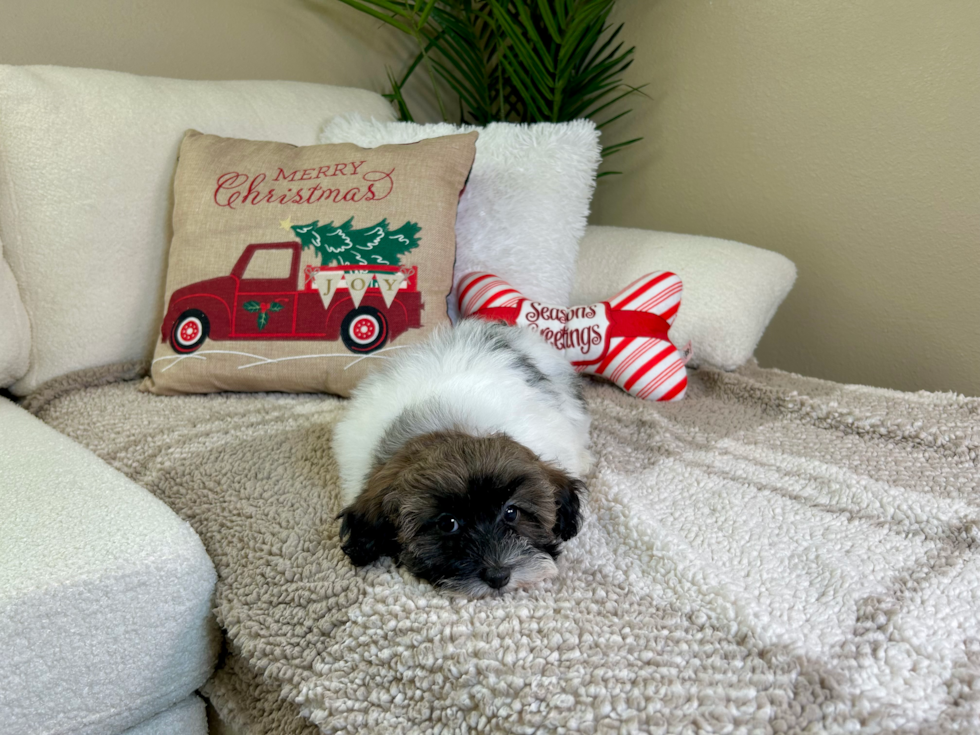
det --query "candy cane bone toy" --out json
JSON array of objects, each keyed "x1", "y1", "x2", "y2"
[{"x1": 456, "y1": 271, "x2": 687, "y2": 401}]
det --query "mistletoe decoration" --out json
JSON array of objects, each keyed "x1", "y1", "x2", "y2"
[
  {"x1": 287, "y1": 218, "x2": 421, "y2": 266},
  {"x1": 243, "y1": 300, "x2": 283, "y2": 331}
]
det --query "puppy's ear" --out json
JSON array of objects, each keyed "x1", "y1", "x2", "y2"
[
  {"x1": 338, "y1": 490, "x2": 400, "y2": 566},
  {"x1": 546, "y1": 466, "x2": 585, "y2": 541}
]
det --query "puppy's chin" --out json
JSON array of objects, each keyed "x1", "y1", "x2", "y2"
[{"x1": 439, "y1": 552, "x2": 559, "y2": 598}]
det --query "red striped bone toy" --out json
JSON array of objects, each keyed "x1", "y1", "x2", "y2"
[{"x1": 456, "y1": 271, "x2": 687, "y2": 401}]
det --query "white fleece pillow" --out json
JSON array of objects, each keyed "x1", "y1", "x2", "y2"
[
  {"x1": 571, "y1": 226, "x2": 796, "y2": 370},
  {"x1": 0, "y1": 236, "x2": 30, "y2": 388},
  {"x1": 320, "y1": 115, "x2": 601, "y2": 318},
  {"x1": 0, "y1": 65, "x2": 394, "y2": 395}
]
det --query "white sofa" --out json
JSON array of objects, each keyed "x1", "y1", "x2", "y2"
[
  {"x1": 0, "y1": 398, "x2": 217, "y2": 735},
  {"x1": 0, "y1": 66, "x2": 796, "y2": 734},
  {"x1": 0, "y1": 65, "x2": 396, "y2": 735},
  {"x1": 5, "y1": 63, "x2": 979, "y2": 735}
]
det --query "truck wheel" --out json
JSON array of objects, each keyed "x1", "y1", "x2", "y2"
[
  {"x1": 340, "y1": 306, "x2": 388, "y2": 354},
  {"x1": 171, "y1": 309, "x2": 210, "y2": 354}
]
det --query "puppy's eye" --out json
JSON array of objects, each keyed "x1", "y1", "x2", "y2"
[
  {"x1": 503, "y1": 505, "x2": 519, "y2": 523},
  {"x1": 436, "y1": 514, "x2": 460, "y2": 534}
]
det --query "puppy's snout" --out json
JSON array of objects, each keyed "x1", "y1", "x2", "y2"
[{"x1": 480, "y1": 567, "x2": 511, "y2": 589}]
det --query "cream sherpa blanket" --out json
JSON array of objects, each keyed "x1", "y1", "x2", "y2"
[{"x1": 26, "y1": 362, "x2": 980, "y2": 734}]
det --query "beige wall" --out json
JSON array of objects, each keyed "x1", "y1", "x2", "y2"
[
  {"x1": 2, "y1": 0, "x2": 977, "y2": 394},
  {"x1": 593, "y1": 1, "x2": 980, "y2": 396},
  {"x1": 0, "y1": 0, "x2": 440, "y2": 116}
]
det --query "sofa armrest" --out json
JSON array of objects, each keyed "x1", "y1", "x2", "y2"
[
  {"x1": 572, "y1": 225, "x2": 796, "y2": 370},
  {"x1": 0, "y1": 245, "x2": 30, "y2": 387},
  {"x1": 0, "y1": 397, "x2": 218, "y2": 735}
]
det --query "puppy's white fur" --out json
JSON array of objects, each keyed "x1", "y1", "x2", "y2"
[{"x1": 334, "y1": 319, "x2": 592, "y2": 506}]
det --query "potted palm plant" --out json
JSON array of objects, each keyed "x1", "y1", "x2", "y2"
[{"x1": 330, "y1": 0, "x2": 644, "y2": 175}]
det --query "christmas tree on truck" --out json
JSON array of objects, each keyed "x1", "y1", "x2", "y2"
[{"x1": 287, "y1": 218, "x2": 421, "y2": 267}]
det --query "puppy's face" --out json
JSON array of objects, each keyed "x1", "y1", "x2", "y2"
[{"x1": 338, "y1": 431, "x2": 583, "y2": 597}]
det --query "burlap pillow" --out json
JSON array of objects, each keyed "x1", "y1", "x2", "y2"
[{"x1": 143, "y1": 130, "x2": 477, "y2": 396}]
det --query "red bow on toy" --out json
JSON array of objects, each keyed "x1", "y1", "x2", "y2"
[{"x1": 456, "y1": 272, "x2": 687, "y2": 401}]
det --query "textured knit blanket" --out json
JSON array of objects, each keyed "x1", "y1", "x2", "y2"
[{"x1": 26, "y1": 362, "x2": 980, "y2": 734}]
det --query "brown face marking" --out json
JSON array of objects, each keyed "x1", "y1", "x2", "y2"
[{"x1": 337, "y1": 431, "x2": 585, "y2": 595}]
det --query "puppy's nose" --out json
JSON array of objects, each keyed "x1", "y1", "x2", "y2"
[{"x1": 480, "y1": 568, "x2": 511, "y2": 589}]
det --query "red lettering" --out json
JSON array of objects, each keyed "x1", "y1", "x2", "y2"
[
  {"x1": 305, "y1": 184, "x2": 322, "y2": 204},
  {"x1": 534, "y1": 326, "x2": 562, "y2": 350},
  {"x1": 311, "y1": 188, "x2": 341, "y2": 204},
  {"x1": 362, "y1": 168, "x2": 394, "y2": 201},
  {"x1": 213, "y1": 171, "x2": 248, "y2": 209},
  {"x1": 349, "y1": 160, "x2": 365, "y2": 175},
  {"x1": 242, "y1": 173, "x2": 269, "y2": 205},
  {"x1": 525, "y1": 302, "x2": 568, "y2": 325},
  {"x1": 568, "y1": 305, "x2": 597, "y2": 320},
  {"x1": 590, "y1": 324, "x2": 604, "y2": 349},
  {"x1": 211, "y1": 168, "x2": 388, "y2": 208},
  {"x1": 316, "y1": 166, "x2": 332, "y2": 179}
]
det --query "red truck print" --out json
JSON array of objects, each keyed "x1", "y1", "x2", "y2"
[{"x1": 161, "y1": 242, "x2": 424, "y2": 356}]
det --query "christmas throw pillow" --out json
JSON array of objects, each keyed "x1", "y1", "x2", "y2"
[{"x1": 143, "y1": 130, "x2": 477, "y2": 396}]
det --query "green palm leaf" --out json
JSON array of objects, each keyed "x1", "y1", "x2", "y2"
[{"x1": 321, "y1": 0, "x2": 645, "y2": 171}]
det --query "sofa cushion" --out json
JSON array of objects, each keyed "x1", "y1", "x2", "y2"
[
  {"x1": 572, "y1": 226, "x2": 797, "y2": 370},
  {"x1": 121, "y1": 695, "x2": 207, "y2": 735},
  {"x1": 0, "y1": 236, "x2": 30, "y2": 387},
  {"x1": 0, "y1": 65, "x2": 394, "y2": 395},
  {"x1": 0, "y1": 397, "x2": 219, "y2": 735}
]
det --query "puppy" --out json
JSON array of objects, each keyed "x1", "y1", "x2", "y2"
[{"x1": 333, "y1": 318, "x2": 591, "y2": 596}]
